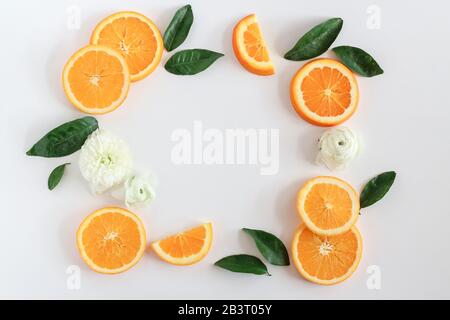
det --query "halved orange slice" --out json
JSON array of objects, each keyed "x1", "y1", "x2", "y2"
[
  {"x1": 91, "y1": 11, "x2": 164, "y2": 82},
  {"x1": 151, "y1": 223, "x2": 213, "y2": 266},
  {"x1": 232, "y1": 14, "x2": 275, "y2": 75},
  {"x1": 292, "y1": 225, "x2": 362, "y2": 285},
  {"x1": 76, "y1": 207, "x2": 147, "y2": 274},
  {"x1": 297, "y1": 176, "x2": 359, "y2": 236},
  {"x1": 62, "y1": 45, "x2": 130, "y2": 114},
  {"x1": 290, "y1": 58, "x2": 359, "y2": 126}
]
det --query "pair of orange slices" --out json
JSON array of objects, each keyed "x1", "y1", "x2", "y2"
[
  {"x1": 234, "y1": 14, "x2": 359, "y2": 126},
  {"x1": 62, "y1": 12, "x2": 164, "y2": 114},
  {"x1": 77, "y1": 207, "x2": 213, "y2": 274},
  {"x1": 291, "y1": 176, "x2": 362, "y2": 285}
]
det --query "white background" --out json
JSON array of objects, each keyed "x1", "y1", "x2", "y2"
[{"x1": 1, "y1": 0, "x2": 449, "y2": 299}]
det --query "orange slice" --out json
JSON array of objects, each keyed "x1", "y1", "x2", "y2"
[
  {"x1": 90, "y1": 11, "x2": 163, "y2": 82},
  {"x1": 290, "y1": 58, "x2": 359, "y2": 126},
  {"x1": 62, "y1": 45, "x2": 130, "y2": 115},
  {"x1": 76, "y1": 207, "x2": 146, "y2": 274},
  {"x1": 292, "y1": 225, "x2": 362, "y2": 285},
  {"x1": 297, "y1": 176, "x2": 359, "y2": 236},
  {"x1": 232, "y1": 14, "x2": 275, "y2": 76},
  {"x1": 151, "y1": 223, "x2": 213, "y2": 266}
]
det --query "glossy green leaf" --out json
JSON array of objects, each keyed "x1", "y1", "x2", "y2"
[
  {"x1": 26, "y1": 117, "x2": 98, "y2": 158},
  {"x1": 163, "y1": 4, "x2": 194, "y2": 51},
  {"x1": 214, "y1": 254, "x2": 270, "y2": 276},
  {"x1": 284, "y1": 18, "x2": 343, "y2": 61},
  {"x1": 165, "y1": 49, "x2": 224, "y2": 75},
  {"x1": 243, "y1": 228, "x2": 289, "y2": 266},
  {"x1": 48, "y1": 163, "x2": 70, "y2": 190},
  {"x1": 360, "y1": 171, "x2": 396, "y2": 208},
  {"x1": 333, "y1": 46, "x2": 384, "y2": 77}
]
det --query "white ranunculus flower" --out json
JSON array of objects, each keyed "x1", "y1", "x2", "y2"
[
  {"x1": 79, "y1": 129, "x2": 133, "y2": 194},
  {"x1": 110, "y1": 173, "x2": 157, "y2": 209},
  {"x1": 123, "y1": 174, "x2": 156, "y2": 209},
  {"x1": 316, "y1": 126, "x2": 359, "y2": 170}
]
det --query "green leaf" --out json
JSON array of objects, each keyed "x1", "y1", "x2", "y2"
[
  {"x1": 284, "y1": 18, "x2": 343, "y2": 61},
  {"x1": 243, "y1": 228, "x2": 289, "y2": 266},
  {"x1": 214, "y1": 254, "x2": 270, "y2": 276},
  {"x1": 165, "y1": 49, "x2": 224, "y2": 75},
  {"x1": 163, "y1": 4, "x2": 194, "y2": 51},
  {"x1": 333, "y1": 46, "x2": 384, "y2": 77},
  {"x1": 26, "y1": 117, "x2": 98, "y2": 158},
  {"x1": 360, "y1": 171, "x2": 396, "y2": 208},
  {"x1": 48, "y1": 163, "x2": 70, "y2": 190}
]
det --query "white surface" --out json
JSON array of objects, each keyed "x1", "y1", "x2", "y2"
[{"x1": 1, "y1": 0, "x2": 449, "y2": 299}]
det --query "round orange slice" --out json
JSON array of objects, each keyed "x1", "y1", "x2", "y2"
[
  {"x1": 290, "y1": 58, "x2": 359, "y2": 126},
  {"x1": 151, "y1": 223, "x2": 213, "y2": 266},
  {"x1": 76, "y1": 207, "x2": 146, "y2": 274},
  {"x1": 62, "y1": 45, "x2": 130, "y2": 114},
  {"x1": 292, "y1": 225, "x2": 362, "y2": 285},
  {"x1": 232, "y1": 14, "x2": 275, "y2": 76},
  {"x1": 297, "y1": 176, "x2": 359, "y2": 236},
  {"x1": 90, "y1": 11, "x2": 163, "y2": 82}
]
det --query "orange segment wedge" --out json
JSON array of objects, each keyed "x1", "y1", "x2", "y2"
[
  {"x1": 151, "y1": 223, "x2": 213, "y2": 266},
  {"x1": 290, "y1": 58, "x2": 359, "y2": 126},
  {"x1": 297, "y1": 176, "x2": 359, "y2": 236},
  {"x1": 76, "y1": 207, "x2": 147, "y2": 274},
  {"x1": 292, "y1": 225, "x2": 362, "y2": 285},
  {"x1": 90, "y1": 11, "x2": 164, "y2": 82},
  {"x1": 62, "y1": 45, "x2": 130, "y2": 114},
  {"x1": 232, "y1": 14, "x2": 275, "y2": 76}
]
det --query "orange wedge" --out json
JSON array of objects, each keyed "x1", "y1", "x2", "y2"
[
  {"x1": 290, "y1": 58, "x2": 359, "y2": 126},
  {"x1": 62, "y1": 45, "x2": 130, "y2": 114},
  {"x1": 292, "y1": 225, "x2": 362, "y2": 285},
  {"x1": 151, "y1": 223, "x2": 213, "y2": 266},
  {"x1": 91, "y1": 11, "x2": 163, "y2": 82},
  {"x1": 76, "y1": 207, "x2": 146, "y2": 274},
  {"x1": 232, "y1": 14, "x2": 275, "y2": 75},
  {"x1": 297, "y1": 176, "x2": 359, "y2": 236}
]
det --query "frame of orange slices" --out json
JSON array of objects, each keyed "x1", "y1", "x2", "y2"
[{"x1": 52, "y1": 8, "x2": 384, "y2": 285}]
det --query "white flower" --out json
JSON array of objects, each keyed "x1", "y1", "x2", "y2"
[
  {"x1": 79, "y1": 129, "x2": 133, "y2": 194},
  {"x1": 110, "y1": 172, "x2": 157, "y2": 209},
  {"x1": 123, "y1": 174, "x2": 156, "y2": 209},
  {"x1": 316, "y1": 126, "x2": 359, "y2": 170}
]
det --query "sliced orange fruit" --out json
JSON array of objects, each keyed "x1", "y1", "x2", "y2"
[
  {"x1": 292, "y1": 225, "x2": 362, "y2": 285},
  {"x1": 232, "y1": 14, "x2": 275, "y2": 76},
  {"x1": 76, "y1": 207, "x2": 146, "y2": 274},
  {"x1": 62, "y1": 45, "x2": 130, "y2": 114},
  {"x1": 151, "y1": 223, "x2": 213, "y2": 266},
  {"x1": 297, "y1": 176, "x2": 359, "y2": 236},
  {"x1": 90, "y1": 11, "x2": 163, "y2": 82},
  {"x1": 290, "y1": 58, "x2": 359, "y2": 126}
]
